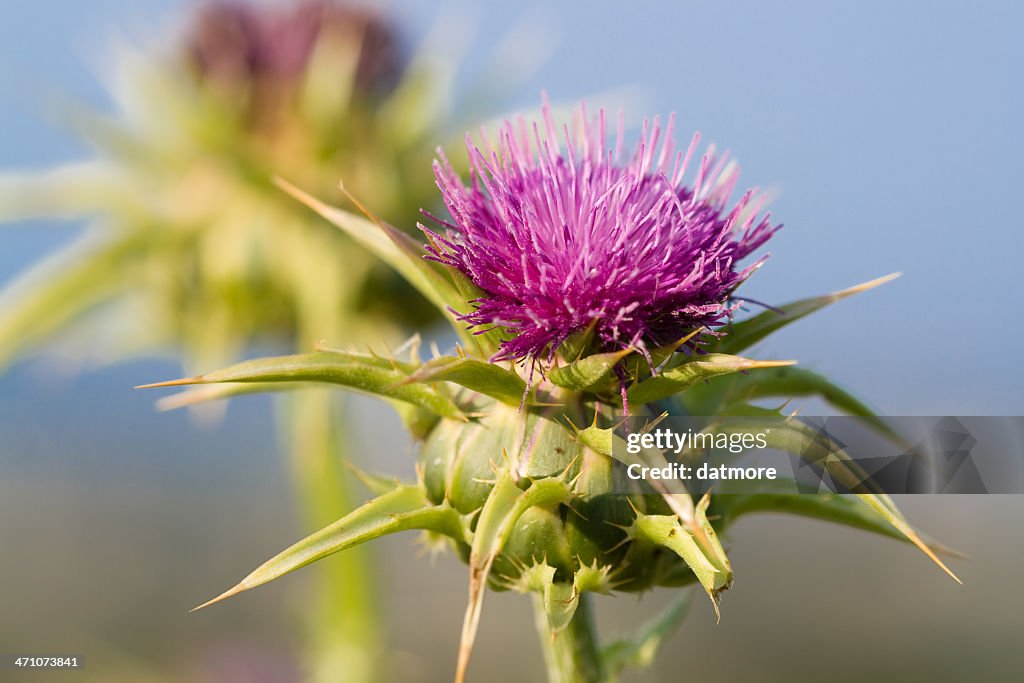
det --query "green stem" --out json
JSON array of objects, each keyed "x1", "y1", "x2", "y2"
[
  {"x1": 533, "y1": 593, "x2": 606, "y2": 683},
  {"x1": 282, "y1": 389, "x2": 381, "y2": 683}
]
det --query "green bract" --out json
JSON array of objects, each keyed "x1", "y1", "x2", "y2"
[{"x1": 143, "y1": 190, "x2": 959, "y2": 683}]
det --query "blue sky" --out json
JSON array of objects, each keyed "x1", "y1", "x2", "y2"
[{"x1": 1, "y1": 0, "x2": 1021, "y2": 413}]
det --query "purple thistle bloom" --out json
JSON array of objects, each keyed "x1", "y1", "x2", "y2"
[{"x1": 424, "y1": 98, "x2": 779, "y2": 370}]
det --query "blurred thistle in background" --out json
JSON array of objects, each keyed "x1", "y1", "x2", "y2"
[
  {"x1": 187, "y1": 0, "x2": 403, "y2": 123},
  {"x1": 0, "y1": 1, "x2": 523, "y2": 681},
  {"x1": 0, "y1": 0, "x2": 456, "y2": 372}
]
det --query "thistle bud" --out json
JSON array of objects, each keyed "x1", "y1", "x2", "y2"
[{"x1": 186, "y1": 0, "x2": 402, "y2": 126}]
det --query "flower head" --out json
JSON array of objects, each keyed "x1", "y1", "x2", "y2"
[
  {"x1": 424, "y1": 98, "x2": 780, "y2": 368},
  {"x1": 187, "y1": 0, "x2": 401, "y2": 118}
]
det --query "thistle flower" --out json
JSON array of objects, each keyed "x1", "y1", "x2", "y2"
[
  {"x1": 425, "y1": 99, "x2": 779, "y2": 368},
  {"x1": 188, "y1": 0, "x2": 401, "y2": 123},
  {"x1": 143, "y1": 98, "x2": 959, "y2": 683}
]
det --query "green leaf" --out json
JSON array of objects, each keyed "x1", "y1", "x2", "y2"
[
  {"x1": 139, "y1": 350, "x2": 465, "y2": 420},
  {"x1": 715, "y1": 416, "x2": 961, "y2": 583},
  {"x1": 717, "y1": 273, "x2": 900, "y2": 355},
  {"x1": 555, "y1": 320, "x2": 598, "y2": 362},
  {"x1": 711, "y1": 479, "x2": 928, "y2": 545},
  {"x1": 458, "y1": 473, "x2": 573, "y2": 683},
  {"x1": 626, "y1": 354, "x2": 796, "y2": 406},
  {"x1": 274, "y1": 178, "x2": 476, "y2": 347},
  {"x1": 574, "y1": 423, "x2": 615, "y2": 459},
  {"x1": 602, "y1": 591, "x2": 692, "y2": 675},
  {"x1": 542, "y1": 581, "x2": 579, "y2": 636},
  {"x1": 0, "y1": 229, "x2": 145, "y2": 368},
  {"x1": 630, "y1": 512, "x2": 727, "y2": 612},
  {"x1": 403, "y1": 356, "x2": 527, "y2": 406},
  {"x1": 157, "y1": 379, "x2": 449, "y2": 443},
  {"x1": 155, "y1": 382, "x2": 299, "y2": 411},
  {"x1": 192, "y1": 485, "x2": 467, "y2": 611},
  {"x1": 432, "y1": 242, "x2": 504, "y2": 357},
  {"x1": 693, "y1": 366, "x2": 903, "y2": 444},
  {"x1": 345, "y1": 463, "x2": 404, "y2": 497},
  {"x1": 548, "y1": 348, "x2": 633, "y2": 393},
  {"x1": 0, "y1": 162, "x2": 138, "y2": 221},
  {"x1": 646, "y1": 329, "x2": 702, "y2": 370},
  {"x1": 386, "y1": 398, "x2": 442, "y2": 441}
]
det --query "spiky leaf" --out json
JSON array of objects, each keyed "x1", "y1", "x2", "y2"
[
  {"x1": 710, "y1": 479, "x2": 957, "y2": 556},
  {"x1": 682, "y1": 365, "x2": 902, "y2": 444},
  {"x1": 192, "y1": 485, "x2": 467, "y2": 611},
  {"x1": 403, "y1": 356, "x2": 527, "y2": 406},
  {"x1": 712, "y1": 416, "x2": 961, "y2": 582},
  {"x1": 458, "y1": 473, "x2": 573, "y2": 683},
  {"x1": 139, "y1": 351, "x2": 465, "y2": 419},
  {"x1": 602, "y1": 591, "x2": 692, "y2": 675},
  {"x1": 548, "y1": 348, "x2": 632, "y2": 392},
  {"x1": 717, "y1": 273, "x2": 900, "y2": 355},
  {"x1": 0, "y1": 230, "x2": 148, "y2": 367},
  {"x1": 542, "y1": 581, "x2": 579, "y2": 635},
  {"x1": 629, "y1": 513, "x2": 725, "y2": 610},
  {"x1": 275, "y1": 178, "x2": 477, "y2": 347},
  {"x1": 626, "y1": 354, "x2": 795, "y2": 406}
]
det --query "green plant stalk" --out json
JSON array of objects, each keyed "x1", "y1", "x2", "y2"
[
  {"x1": 533, "y1": 593, "x2": 605, "y2": 683},
  {"x1": 283, "y1": 388, "x2": 380, "y2": 683}
]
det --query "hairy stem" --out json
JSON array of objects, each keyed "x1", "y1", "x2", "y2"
[{"x1": 533, "y1": 593, "x2": 606, "y2": 683}]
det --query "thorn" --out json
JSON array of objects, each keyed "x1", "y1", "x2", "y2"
[
  {"x1": 647, "y1": 412, "x2": 670, "y2": 430},
  {"x1": 559, "y1": 453, "x2": 581, "y2": 481},
  {"x1": 564, "y1": 501, "x2": 588, "y2": 522},
  {"x1": 393, "y1": 333, "x2": 422, "y2": 359},
  {"x1": 624, "y1": 497, "x2": 641, "y2": 515},
  {"x1": 338, "y1": 180, "x2": 385, "y2": 226},
  {"x1": 562, "y1": 415, "x2": 582, "y2": 435},
  {"x1": 190, "y1": 583, "x2": 245, "y2": 613},
  {"x1": 740, "y1": 358, "x2": 798, "y2": 370},
  {"x1": 902, "y1": 525, "x2": 963, "y2": 584},
  {"x1": 604, "y1": 534, "x2": 632, "y2": 553},
  {"x1": 274, "y1": 176, "x2": 332, "y2": 217},
  {"x1": 135, "y1": 376, "x2": 204, "y2": 389},
  {"x1": 154, "y1": 387, "x2": 216, "y2": 411},
  {"x1": 831, "y1": 272, "x2": 901, "y2": 300}
]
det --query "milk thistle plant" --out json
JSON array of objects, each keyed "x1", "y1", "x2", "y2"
[{"x1": 145, "y1": 99, "x2": 959, "y2": 682}]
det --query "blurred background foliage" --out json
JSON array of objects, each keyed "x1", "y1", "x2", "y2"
[
  {"x1": 0, "y1": 0, "x2": 465, "y2": 371},
  {"x1": 1, "y1": 1, "x2": 1023, "y2": 682},
  {"x1": 0, "y1": 1, "x2": 535, "y2": 681}
]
